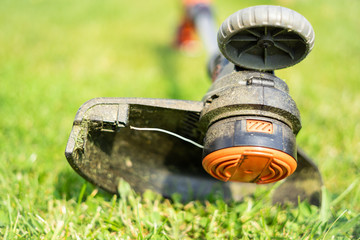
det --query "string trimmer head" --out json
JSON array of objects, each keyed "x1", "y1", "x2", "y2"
[{"x1": 65, "y1": 4, "x2": 322, "y2": 205}]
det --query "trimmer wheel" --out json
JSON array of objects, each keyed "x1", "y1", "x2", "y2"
[{"x1": 217, "y1": 5, "x2": 315, "y2": 70}]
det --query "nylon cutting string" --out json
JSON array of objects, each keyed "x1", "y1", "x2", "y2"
[{"x1": 129, "y1": 126, "x2": 204, "y2": 149}]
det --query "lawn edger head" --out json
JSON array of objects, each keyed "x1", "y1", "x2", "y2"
[{"x1": 65, "y1": 3, "x2": 322, "y2": 205}]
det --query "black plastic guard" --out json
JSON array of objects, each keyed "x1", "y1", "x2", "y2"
[{"x1": 65, "y1": 98, "x2": 322, "y2": 205}]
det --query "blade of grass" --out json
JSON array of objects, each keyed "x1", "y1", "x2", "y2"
[
  {"x1": 331, "y1": 178, "x2": 359, "y2": 207},
  {"x1": 77, "y1": 183, "x2": 87, "y2": 206},
  {"x1": 322, "y1": 209, "x2": 347, "y2": 240},
  {"x1": 320, "y1": 186, "x2": 331, "y2": 222}
]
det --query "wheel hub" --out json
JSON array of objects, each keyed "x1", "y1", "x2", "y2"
[{"x1": 257, "y1": 35, "x2": 274, "y2": 49}]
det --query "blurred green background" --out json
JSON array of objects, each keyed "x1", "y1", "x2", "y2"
[{"x1": 0, "y1": 0, "x2": 359, "y2": 238}]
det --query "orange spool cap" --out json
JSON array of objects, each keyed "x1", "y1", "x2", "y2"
[{"x1": 202, "y1": 146, "x2": 297, "y2": 184}]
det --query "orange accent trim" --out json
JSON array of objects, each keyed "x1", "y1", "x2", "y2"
[
  {"x1": 246, "y1": 120, "x2": 273, "y2": 134},
  {"x1": 202, "y1": 147, "x2": 297, "y2": 184},
  {"x1": 183, "y1": 0, "x2": 212, "y2": 6},
  {"x1": 175, "y1": 19, "x2": 197, "y2": 47}
]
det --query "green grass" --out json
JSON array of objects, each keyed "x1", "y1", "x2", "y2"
[{"x1": 1, "y1": 0, "x2": 359, "y2": 238}]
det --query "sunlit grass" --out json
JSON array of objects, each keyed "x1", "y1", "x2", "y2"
[{"x1": 0, "y1": 0, "x2": 359, "y2": 238}]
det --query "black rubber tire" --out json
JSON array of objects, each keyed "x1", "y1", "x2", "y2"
[{"x1": 218, "y1": 5, "x2": 315, "y2": 70}]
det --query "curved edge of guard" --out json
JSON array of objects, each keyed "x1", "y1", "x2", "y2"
[
  {"x1": 64, "y1": 97, "x2": 204, "y2": 194},
  {"x1": 272, "y1": 147, "x2": 323, "y2": 206}
]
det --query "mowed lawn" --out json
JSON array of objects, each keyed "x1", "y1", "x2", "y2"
[{"x1": 0, "y1": 0, "x2": 359, "y2": 239}]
